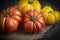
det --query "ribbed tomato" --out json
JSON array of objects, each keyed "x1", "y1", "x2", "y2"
[
  {"x1": 0, "y1": 7, "x2": 22, "y2": 33},
  {"x1": 21, "y1": 10, "x2": 45, "y2": 33},
  {"x1": 41, "y1": 6, "x2": 60, "y2": 24},
  {"x1": 18, "y1": 0, "x2": 41, "y2": 13}
]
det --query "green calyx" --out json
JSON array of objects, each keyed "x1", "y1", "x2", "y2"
[
  {"x1": 5, "y1": 13, "x2": 9, "y2": 17},
  {"x1": 28, "y1": 1, "x2": 33, "y2": 4},
  {"x1": 48, "y1": 11, "x2": 52, "y2": 13},
  {"x1": 30, "y1": 17, "x2": 35, "y2": 22},
  {"x1": 4, "y1": 10, "x2": 9, "y2": 17}
]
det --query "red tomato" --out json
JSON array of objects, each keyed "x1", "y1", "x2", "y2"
[{"x1": 21, "y1": 10, "x2": 45, "y2": 33}]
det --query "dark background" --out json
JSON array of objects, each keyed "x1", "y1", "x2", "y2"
[
  {"x1": 0, "y1": 0, "x2": 60, "y2": 11},
  {"x1": 39, "y1": 0, "x2": 60, "y2": 11},
  {"x1": 0, "y1": 0, "x2": 19, "y2": 11}
]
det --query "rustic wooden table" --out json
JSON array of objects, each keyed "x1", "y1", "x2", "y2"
[{"x1": 0, "y1": 25, "x2": 52, "y2": 40}]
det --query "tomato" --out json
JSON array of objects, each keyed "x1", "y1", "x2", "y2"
[
  {"x1": 18, "y1": 0, "x2": 41, "y2": 13},
  {"x1": 21, "y1": 10, "x2": 45, "y2": 33},
  {"x1": 0, "y1": 7, "x2": 22, "y2": 33},
  {"x1": 59, "y1": 13, "x2": 60, "y2": 21},
  {"x1": 41, "y1": 6, "x2": 60, "y2": 24}
]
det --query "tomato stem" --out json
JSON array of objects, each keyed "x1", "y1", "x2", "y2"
[
  {"x1": 28, "y1": 0, "x2": 33, "y2": 4},
  {"x1": 4, "y1": 10, "x2": 9, "y2": 17},
  {"x1": 49, "y1": 11, "x2": 52, "y2": 13},
  {"x1": 30, "y1": 17, "x2": 35, "y2": 22},
  {"x1": 5, "y1": 13, "x2": 9, "y2": 17}
]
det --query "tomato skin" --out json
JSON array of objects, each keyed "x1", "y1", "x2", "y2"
[
  {"x1": 0, "y1": 7, "x2": 22, "y2": 33},
  {"x1": 21, "y1": 10, "x2": 45, "y2": 33},
  {"x1": 7, "y1": 7, "x2": 22, "y2": 16},
  {"x1": 0, "y1": 15, "x2": 6, "y2": 32},
  {"x1": 5, "y1": 17, "x2": 19, "y2": 33},
  {"x1": 23, "y1": 21, "x2": 33, "y2": 33}
]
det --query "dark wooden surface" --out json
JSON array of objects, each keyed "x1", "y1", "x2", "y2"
[{"x1": 0, "y1": 25, "x2": 52, "y2": 40}]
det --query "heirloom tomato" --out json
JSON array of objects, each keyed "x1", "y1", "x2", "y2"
[
  {"x1": 41, "y1": 6, "x2": 60, "y2": 24},
  {"x1": 21, "y1": 10, "x2": 45, "y2": 33},
  {"x1": 0, "y1": 7, "x2": 22, "y2": 33},
  {"x1": 18, "y1": 0, "x2": 41, "y2": 13}
]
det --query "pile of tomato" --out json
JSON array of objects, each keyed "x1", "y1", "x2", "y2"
[{"x1": 0, "y1": 0, "x2": 60, "y2": 33}]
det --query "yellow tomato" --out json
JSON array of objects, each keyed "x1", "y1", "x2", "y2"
[
  {"x1": 18, "y1": 0, "x2": 41, "y2": 13},
  {"x1": 59, "y1": 14, "x2": 60, "y2": 18},
  {"x1": 41, "y1": 6, "x2": 60, "y2": 24}
]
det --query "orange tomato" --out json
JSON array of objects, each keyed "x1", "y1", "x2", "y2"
[{"x1": 0, "y1": 7, "x2": 22, "y2": 33}]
